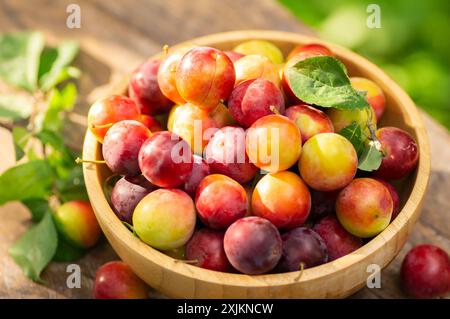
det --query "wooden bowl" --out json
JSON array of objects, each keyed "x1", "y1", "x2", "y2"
[{"x1": 82, "y1": 30, "x2": 430, "y2": 298}]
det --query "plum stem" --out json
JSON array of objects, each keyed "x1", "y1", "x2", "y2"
[
  {"x1": 75, "y1": 157, "x2": 106, "y2": 165},
  {"x1": 269, "y1": 105, "x2": 280, "y2": 115},
  {"x1": 90, "y1": 123, "x2": 113, "y2": 129},
  {"x1": 294, "y1": 262, "x2": 305, "y2": 282},
  {"x1": 163, "y1": 44, "x2": 169, "y2": 56},
  {"x1": 174, "y1": 259, "x2": 198, "y2": 265}
]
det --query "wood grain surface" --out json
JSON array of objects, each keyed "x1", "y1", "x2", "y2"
[{"x1": 0, "y1": 0, "x2": 448, "y2": 299}]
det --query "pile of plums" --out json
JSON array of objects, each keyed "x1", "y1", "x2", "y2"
[{"x1": 87, "y1": 40, "x2": 421, "y2": 276}]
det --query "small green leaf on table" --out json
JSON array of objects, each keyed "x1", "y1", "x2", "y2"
[
  {"x1": 358, "y1": 141, "x2": 383, "y2": 171},
  {"x1": 22, "y1": 198, "x2": 51, "y2": 222},
  {"x1": 9, "y1": 211, "x2": 58, "y2": 282},
  {"x1": 0, "y1": 160, "x2": 54, "y2": 205},
  {"x1": 0, "y1": 31, "x2": 44, "y2": 91},
  {"x1": 53, "y1": 233, "x2": 85, "y2": 262},
  {"x1": 285, "y1": 56, "x2": 370, "y2": 110}
]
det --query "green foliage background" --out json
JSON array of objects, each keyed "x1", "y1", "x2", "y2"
[{"x1": 279, "y1": 0, "x2": 450, "y2": 130}]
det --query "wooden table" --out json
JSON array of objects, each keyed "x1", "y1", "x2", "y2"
[{"x1": 0, "y1": 0, "x2": 448, "y2": 299}]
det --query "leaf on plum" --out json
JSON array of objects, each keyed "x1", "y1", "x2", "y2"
[
  {"x1": 286, "y1": 56, "x2": 370, "y2": 110},
  {"x1": 358, "y1": 141, "x2": 383, "y2": 171},
  {"x1": 338, "y1": 122, "x2": 366, "y2": 156}
]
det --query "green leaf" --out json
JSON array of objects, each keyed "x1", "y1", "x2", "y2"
[
  {"x1": 0, "y1": 31, "x2": 44, "y2": 91},
  {"x1": 0, "y1": 160, "x2": 54, "y2": 205},
  {"x1": 285, "y1": 56, "x2": 370, "y2": 110},
  {"x1": 53, "y1": 233, "x2": 85, "y2": 262},
  {"x1": 0, "y1": 94, "x2": 34, "y2": 120},
  {"x1": 12, "y1": 127, "x2": 29, "y2": 161},
  {"x1": 39, "y1": 84, "x2": 77, "y2": 132},
  {"x1": 22, "y1": 198, "x2": 50, "y2": 222},
  {"x1": 358, "y1": 141, "x2": 383, "y2": 171},
  {"x1": 38, "y1": 41, "x2": 79, "y2": 91},
  {"x1": 9, "y1": 211, "x2": 58, "y2": 282},
  {"x1": 338, "y1": 122, "x2": 366, "y2": 156},
  {"x1": 55, "y1": 165, "x2": 88, "y2": 202}
]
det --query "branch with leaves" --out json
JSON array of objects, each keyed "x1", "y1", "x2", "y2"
[{"x1": 0, "y1": 31, "x2": 87, "y2": 281}]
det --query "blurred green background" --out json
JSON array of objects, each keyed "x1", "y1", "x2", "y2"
[{"x1": 279, "y1": 0, "x2": 450, "y2": 130}]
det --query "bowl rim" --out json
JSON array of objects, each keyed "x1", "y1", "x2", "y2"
[{"x1": 82, "y1": 30, "x2": 430, "y2": 289}]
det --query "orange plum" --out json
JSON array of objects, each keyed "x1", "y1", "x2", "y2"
[
  {"x1": 327, "y1": 106, "x2": 377, "y2": 134},
  {"x1": 167, "y1": 103, "x2": 222, "y2": 154},
  {"x1": 234, "y1": 54, "x2": 280, "y2": 87},
  {"x1": 336, "y1": 178, "x2": 393, "y2": 238},
  {"x1": 176, "y1": 47, "x2": 235, "y2": 110},
  {"x1": 87, "y1": 95, "x2": 141, "y2": 143},
  {"x1": 287, "y1": 43, "x2": 333, "y2": 61},
  {"x1": 285, "y1": 104, "x2": 334, "y2": 144},
  {"x1": 195, "y1": 174, "x2": 248, "y2": 229},
  {"x1": 252, "y1": 171, "x2": 311, "y2": 229},
  {"x1": 350, "y1": 77, "x2": 386, "y2": 121},
  {"x1": 246, "y1": 114, "x2": 302, "y2": 173},
  {"x1": 157, "y1": 46, "x2": 192, "y2": 105}
]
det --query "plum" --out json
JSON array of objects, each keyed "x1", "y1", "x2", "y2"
[
  {"x1": 336, "y1": 178, "x2": 393, "y2": 238},
  {"x1": 252, "y1": 171, "x2": 311, "y2": 229},
  {"x1": 234, "y1": 54, "x2": 280, "y2": 87},
  {"x1": 176, "y1": 47, "x2": 235, "y2": 110},
  {"x1": 233, "y1": 40, "x2": 284, "y2": 64},
  {"x1": 374, "y1": 178, "x2": 401, "y2": 220},
  {"x1": 276, "y1": 227, "x2": 328, "y2": 272},
  {"x1": 285, "y1": 104, "x2": 334, "y2": 144},
  {"x1": 313, "y1": 215, "x2": 363, "y2": 261},
  {"x1": 287, "y1": 43, "x2": 333, "y2": 61},
  {"x1": 133, "y1": 189, "x2": 196, "y2": 250},
  {"x1": 205, "y1": 126, "x2": 258, "y2": 184},
  {"x1": 182, "y1": 154, "x2": 210, "y2": 197},
  {"x1": 309, "y1": 189, "x2": 339, "y2": 221},
  {"x1": 88, "y1": 95, "x2": 141, "y2": 143},
  {"x1": 246, "y1": 114, "x2": 302, "y2": 173},
  {"x1": 139, "y1": 114, "x2": 163, "y2": 133},
  {"x1": 128, "y1": 59, "x2": 172, "y2": 115},
  {"x1": 94, "y1": 261, "x2": 149, "y2": 299},
  {"x1": 299, "y1": 133, "x2": 357, "y2": 192},
  {"x1": 351, "y1": 77, "x2": 386, "y2": 121},
  {"x1": 195, "y1": 174, "x2": 247, "y2": 229},
  {"x1": 167, "y1": 102, "x2": 222, "y2": 154},
  {"x1": 401, "y1": 244, "x2": 450, "y2": 298},
  {"x1": 138, "y1": 131, "x2": 193, "y2": 188},
  {"x1": 54, "y1": 201, "x2": 101, "y2": 249},
  {"x1": 102, "y1": 120, "x2": 151, "y2": 176},
  {"x1": 224, "y1": 216, "x2": 282, "y2": 275},
  {"x1": 111, "y1": 175, "x2": 155, "y2": 224},
  {"x1": 228, "y1": 78, "x2": 285, "y2": 128},
  {"x1": 157, "y1": 46, "x2": 192, "y2": 105},
  {"x1": 374, "y1": 127, "x2": 419, "y2": 180},
  {"x1": 186, "y1": 229, "x2": 232, "y2": 272}
]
